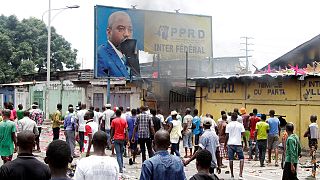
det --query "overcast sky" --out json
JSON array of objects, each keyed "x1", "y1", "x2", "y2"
[{"x1": 1, "y1": 0, "x2": 319, "y2": 70}]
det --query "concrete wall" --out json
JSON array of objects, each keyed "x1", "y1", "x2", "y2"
[{"x1": 196, "y1": 76, "x2": 320, "y2": 148}]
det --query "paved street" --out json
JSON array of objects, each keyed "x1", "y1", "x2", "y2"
[{"x1": 1, "y1": 124, "x2": 320, "y2": 180}]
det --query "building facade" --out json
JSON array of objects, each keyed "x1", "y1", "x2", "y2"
[{"x1": 194, "y1": 74, "x2": 320, "y2": 148}]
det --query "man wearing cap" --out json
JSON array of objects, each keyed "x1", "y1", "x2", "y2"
[
  {"x1": 168, "y1": 110, "x2": 182, "y2": 156},
  {"x1": 184, "y1": 117, "x2": 221, "y2": 174},
  {"x1": 240, "y1": 107, "x2": 250, "y2": 150},
  {"x1": 101, "y1": 104, "x2": 115, "y2": 150}
]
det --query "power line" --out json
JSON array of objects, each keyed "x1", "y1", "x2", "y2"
[{"x1": 240, "y1": 37, "x2": 254, "y2": 72}]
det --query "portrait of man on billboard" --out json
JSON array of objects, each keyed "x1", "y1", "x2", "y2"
[{"x1": 97, "y1": 11, "x2": 140, "y2": 79}]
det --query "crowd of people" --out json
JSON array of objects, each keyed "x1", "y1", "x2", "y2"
[{"x1": 0, "y1": 101, "x2": 318, "y2": 180}]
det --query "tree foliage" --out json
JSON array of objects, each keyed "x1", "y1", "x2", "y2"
[{"x1": 0, "y1": 15, "x2": 79, "y2": 83}]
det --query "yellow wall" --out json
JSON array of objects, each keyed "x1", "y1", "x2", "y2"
[{"x1": 196, "y1": 76, "x2": 320, "y2": 148}]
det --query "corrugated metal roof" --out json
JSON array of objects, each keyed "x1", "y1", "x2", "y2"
[
  {"x1": 189, "y1": 72, "x2": 320, "y2": 80},
  {"x1": 0, "y1": 81, "x2": 44, "y2": 86}
]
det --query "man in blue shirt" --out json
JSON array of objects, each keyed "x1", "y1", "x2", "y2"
[
  {"x1": 64, "y1": 107, "x2": 77, "y2": 158},
  {"x1": 140, "y1": 130, "x2": 186, "y2": 180},
  {"x1": 192, "y1": 109, "x2": 202, "y2": 153},
  {"x1": 266, "y1": 110, "x2": 281, "y2": 166},
  {"x1": 97, "y1": 11, "x2": 132, "y2": 78},
  {"x1": 184, "y1": 118, "x2": 221, "y2": 175},
  {"x1": 127, "y1": 109, "x2": 138, "y2": 165}
]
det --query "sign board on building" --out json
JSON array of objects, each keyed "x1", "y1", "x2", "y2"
[
  {"x1": 301, "y1": 78, "x2": 320, "y2": 100},
  {"x1": 247, "y1": 79, "x2": 299, "y2": 100},
  {"x1": 94, "y1": 5, "x2": 212, "y2": 78},
  {"x1": 207, "y1": 81, "x2": 245, "y2": 100}
]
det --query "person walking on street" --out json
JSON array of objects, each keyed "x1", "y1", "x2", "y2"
[
  {"x1": 249, "y1": 109, "x2": 260, "y2": 160},
  {"x1": 75, "y1": 131, "x2": 119, "y2": 180},
  {"x1": 45, "y1": 140, "x2": 72, "y2": 180},
  {"x1": 140, "y1": 130, "x2": 186, "y2": 180},
  {"x1": 217, "y1": 114, "x2": 228, "y2": 168},
  {"x1": 304, "y1": 115, "x2": 319, "y2": 152},
  {"x1": 303, "y1": 115, "x2": 319, "y2": 177},
  {"x1": 255, "y1": 114, "x2": 269, "y2": 167},
  {"x1": 127, "y1": 108, "x2": 138, "y2": 165},
  {"x1": 168, "y1": 110, "x2": 182, "y2": 157},
  {"x1": 151, "y1": 109, "x2": 161, "y2": 134},
  {"x1": 52, "y1": 103, "x2": 63, "y2": 140},
  {"x1": 16, "y1": 104, "x2": 24, "y2": 120},
  {"x1": 64, "y1": 107, "x2": 77, "y2": 158},
  {"x1": 8, "y1": 102, "x2": 17, "y2": 121},
  {"x1": 282, "y1": 123, "x2": 301, "y2": 180},
  {"x1": 83, "y1": 111, "x2": 99, "y2": 157},
  {"x1": 0, "y1": 109, "x2": 17, "y2": 164},
  {"x1": 0, "y1": 130, "x2": 50, "y2": 180},
  {"x1": 193, "y1": 109, "x2": 202, "y2": 153},
  {"x1": 76, "y1": 104, "x2": 87, "y2": 153},
  {"x1": 182, "y1": 108, "x2": 193, "y2": 158},
  {"x1": 132, "y1": 106, "x2": 155, "y2": 163},
  {"x1": 29, "y1": 102, "x2": 44, "y2": 153},
  {"x1": 101, "y1": 104, "x2": 115, "y2": 150},
  {"x1": 111, "y1": 109, "x2": 128, "y2": 173},
  {"x1": 240, "y1": 107, "x2": 250, "y2": 150},
  {"x1": 18, "y1": 111, "x2": 39, "y2": 136},
  {"x1": 267, "y1": 110, "x2": 281, "y2": 166},
  {"x1": 225, "y1": 112, "x2": 245, "y2": 179},
  {"x1": 185, "y1": 118, "x2": 221, "y2": 175}
]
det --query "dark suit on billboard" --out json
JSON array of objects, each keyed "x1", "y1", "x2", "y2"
[{"x1": 97, "y1": 41, "x2": 129, "y2": 78}]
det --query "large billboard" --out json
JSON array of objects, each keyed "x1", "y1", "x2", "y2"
[{"x1": 94, "y1": 5, "x2": 212, "y2": 78}]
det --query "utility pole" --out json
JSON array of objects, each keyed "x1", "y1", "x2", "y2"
[{"x1": 240, "y1": 37, "x2": 253, "y2": 72}]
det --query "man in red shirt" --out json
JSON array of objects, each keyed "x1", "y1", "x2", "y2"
[
  {"x1": 248, "y1": 108, "x2": 260, "y2": 160},
  {"x1": 111, "y1": 109, "x2": 128, "y2": 173}
]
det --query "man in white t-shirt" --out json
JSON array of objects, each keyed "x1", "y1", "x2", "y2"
[
  {"x1": 17, "y1": 111, "x2": 39, "y2": 136},
  {"x1": 75, "y1": 131, "x2": 119, "y2": 180},
  {"x1": 76, "y1": 104, "x2": 88, "y2": 153},
  {"x1": 84, "y1": 111, "x2": 99, "y2": 157},
  {"x1": 225, "y1": 112, "x2": 245, "y2": 180},
  {"x1": 93, "y1": 107, "x2": 101, "y2": 125},
  {"x1": 101, "y1": 104, "x2": 115, "y2": 149}
]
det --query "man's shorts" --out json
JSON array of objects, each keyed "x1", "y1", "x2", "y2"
[
  {"x1": 219, "y1": 143, "x2": 226, "y2": 158},
  {"x1": 227, "y1": 145, "x2": 244, "y2": 160},
  {"x1": 183, "y1": 131, "x2": 192, "y2": 148},
  {"x1": 267, "y1": 134, "x2": 279, "y2": 149}
]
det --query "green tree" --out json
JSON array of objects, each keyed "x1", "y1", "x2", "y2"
[{"x1": 0, "y1": 15, "x2": 79, "y2": 83}]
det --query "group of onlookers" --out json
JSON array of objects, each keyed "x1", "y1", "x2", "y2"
[{"x1": 0, "y1": 101, "x2": 318, "y2": 180}]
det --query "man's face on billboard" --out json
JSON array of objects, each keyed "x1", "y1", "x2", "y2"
[{"x1": 107, "y1": 11, "x2": 133, "y2": 47}]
